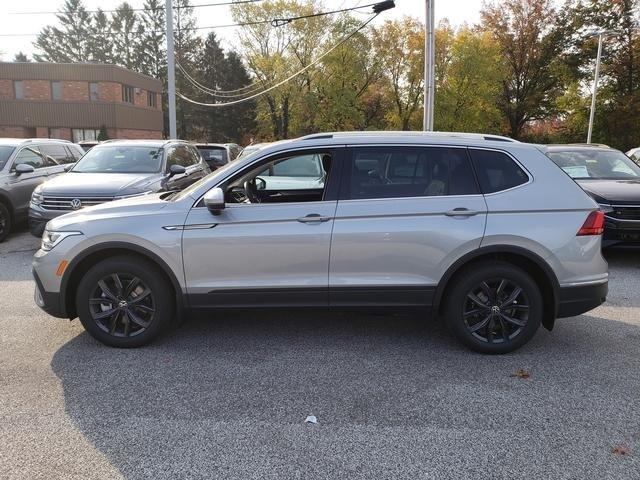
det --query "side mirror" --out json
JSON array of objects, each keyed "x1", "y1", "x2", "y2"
[
  {"x1": 15, "y1": 164, "x2": 35, "y2": 175},
  {"x1": 63, "y1": 163, "x2": 75, "y2": 172},
  {"x1": 203, "y1": 187, "x2": 225, "y2": 215},
  {"x1": 168, "y1": 164, "x2": 186, "y2": 177}
]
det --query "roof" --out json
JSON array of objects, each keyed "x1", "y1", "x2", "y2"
[
  {"x1": 96, "y1": 139, "x2": 179, "y2": 148},
  {"x1": 544, "y1": 143, "x2": 612, "y2": 150},
  {"x1": 0, "y1": 137, "x2": 74, "y2": 146},
  {"x1": 299, "y1": 131, "x2": 518, "y2": 143}
]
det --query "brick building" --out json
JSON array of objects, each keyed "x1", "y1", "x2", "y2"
[{"x1": 0, "y1": 62, "x2": 163, "y2": 141}]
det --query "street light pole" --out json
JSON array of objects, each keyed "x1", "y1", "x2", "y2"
[
  {"x1": 165, "y1": 0, "x2": 177, "y2": 139},
  {"x1": 587, "y1": 32, "x2": 604, "y2": 144},
  {"x1": 423, "y1": 0, "x2": 435, "y2": 131}
]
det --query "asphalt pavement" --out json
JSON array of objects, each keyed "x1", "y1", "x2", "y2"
[{"x1": 1, "y1": 228, "x2": 639, "y2": 479}]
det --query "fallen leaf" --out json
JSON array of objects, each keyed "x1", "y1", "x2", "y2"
[
  {"x1": 612, "y1": 445, "x2": 630, "y2": 456},
  {"x1": 305, "y1": 415, "x2": 317, "y2": 424},
  {"x1": 510, "y1": 368, "x2": 530, "y2": 379}
]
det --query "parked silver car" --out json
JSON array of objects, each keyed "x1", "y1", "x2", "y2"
[
  {"x1": 32, "y1": 132, "x2": 608, "y2": 353},
  {"x1": 0, "y1": 138, "x2": 84, "y2": 242},
  {"x1": 29, "y1": 139, "x2": 210, "y2": 237}
]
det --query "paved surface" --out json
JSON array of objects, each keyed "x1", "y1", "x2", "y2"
[{"x1": 1, "y1": 229, "x2": 639, "y2": 479}]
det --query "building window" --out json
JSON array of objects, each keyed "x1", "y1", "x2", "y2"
[
  {"x1": 122, "y1": 85, "x2": 134, "y2": 104},
  {"x1": 51, "y1": 81, "x2": 61, "y2": 100},
  {"x1": 14, "y1": 81, "x2": 23, "y2": 99},
  {"x1": 72, "y1": 128, "x2": 100, "y2": 143},
  {"x1": 89, "y1": 82, "x2": 99, "y2": 101},
  {"x1": 48, "y1": 128, "x2": 62, "y2": 139},
  {"x1": 147, "y1": 91, "x2": 157, "y2": 108}
]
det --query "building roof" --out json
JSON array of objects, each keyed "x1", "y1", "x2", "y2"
[{"x1": 0, "y1": 62, "x2": 162, "y2": 93}]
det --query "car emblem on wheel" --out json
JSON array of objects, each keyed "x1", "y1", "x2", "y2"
[{"x1": 70, "y1": 198, "x2": 82, "y2": 210}]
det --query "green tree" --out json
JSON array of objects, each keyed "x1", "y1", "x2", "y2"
[
  {"x1": 97, "y1": 125, "x2": 110, "y2": 141},
  {"x1": 87, "y1": 9, "x2": 113, "y2": 63},
  {"x1": 34, "y1": 0, "x2": 92, "y2": 62},
  {"x1": 111, "y1": 3, "x2": 143, "y2": 70},
  {"x1": 13, "y1": 52, "x2": 30, "y2": 62}
]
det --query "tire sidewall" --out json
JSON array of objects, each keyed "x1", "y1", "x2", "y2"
[
  {"x1": 445, "y1": 262, "x2": 543, "y2": 354},
  {"x1": 76, "y1": 256, "x2": 173, "y2": 347},
  {"x1": 0, "y1": 203, "x2": 11, "y2": 243}
]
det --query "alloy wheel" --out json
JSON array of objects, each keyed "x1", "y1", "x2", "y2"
[
  {"x1": 462, "y1": 278, "x2": 530, "y2": 344},
  {"x1": 89, "y1": 273, "x2": 155, "y2": 338}
]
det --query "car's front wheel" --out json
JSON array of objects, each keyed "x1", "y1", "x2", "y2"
[
  {"x1": 444, "y1": 261, "x2": 543, "y2": 354},
  {"x1": 0, "y1": 203, "x2": 11, "y2": 243},
  {"x1": 76, "y1": 255, "x2": 174, "y2": 347}
]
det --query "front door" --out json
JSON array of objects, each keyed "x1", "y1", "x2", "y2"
[
  {"x1": 6, "y1": 146, "x2": 50, "y2": 217},
  {"x1": 329, "y1": 145, "x2": 488, "y2": 306},
  {"x1": 182, "y1": 148, "x2": 341, "y2": 308}
]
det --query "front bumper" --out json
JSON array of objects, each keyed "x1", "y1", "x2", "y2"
[
  {"x1": 33, "y1": 268, "x2": 67, "y2": 318},
  {"x1": 557, "y1": 281, "x2": 608, "y2": 318},
  {"x1": 28, "y1": 204, "x2": 67, "y2": 237}
]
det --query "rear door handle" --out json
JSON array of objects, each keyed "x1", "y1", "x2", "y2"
[
  {"x1": 445, "y1": 208, "x2": 480, "y2": 217},
  {"x1": 297, "y1": 214, "x2": 332, "y2": 223}
]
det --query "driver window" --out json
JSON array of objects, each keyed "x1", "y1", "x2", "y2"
[{"x1": 227, "y1": 151, "x2": 332, "y2": 204}]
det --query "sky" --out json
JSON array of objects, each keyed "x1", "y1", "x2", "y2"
[{"x1": 0, "y1": 0, "x2": 484, "y2": 60}]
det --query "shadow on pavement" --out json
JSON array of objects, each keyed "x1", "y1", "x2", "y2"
[{"x1": 50, "y1": 308, "x2": 640, "y2": 479}]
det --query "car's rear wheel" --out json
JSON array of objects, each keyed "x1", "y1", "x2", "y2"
[
  {"x1": 76, "y1": 255, "x2": 174, "y2": 347},
  {"x1": 0, "y1": 203, "x2": 11, "y2": 243},
  {"x1": 444, "y1": 261, "x2": 542, "y2": 354}
]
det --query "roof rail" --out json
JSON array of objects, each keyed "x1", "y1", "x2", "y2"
[{"x1": 298, "y1": 131, "x2": 518, "y2": 142}]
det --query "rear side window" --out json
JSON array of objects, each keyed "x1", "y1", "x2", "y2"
[
  {"x1": 345, "y1": 146, "x2": 479, "y2": 200},
  {"x1": 468, "y1": 149, "x2": 529, "y2": 194},
  {"x1": 40, "y1": 144, "x2": 75, "y2": 165}
]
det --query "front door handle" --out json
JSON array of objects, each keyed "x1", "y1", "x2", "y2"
[
  {"x1": 445, "y1": 208, "x2": 480, "y2": 217},
  {"x1": 297, "y1": 214, "x2": 332, "y2": 223}
]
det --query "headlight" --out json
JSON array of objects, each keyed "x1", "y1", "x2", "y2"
[
  {"x1": 114, "y1": 190, "x2": 154, "y2": 200},
  {"x1": 31, "y1": 187, "x2": 43, "y2": 205},
  {"x1": 598, "y1": 203, "x2": 614, "y2": 214},
  {"x1": 41, "y1": 230, "x2": 82, "y2": 252}
]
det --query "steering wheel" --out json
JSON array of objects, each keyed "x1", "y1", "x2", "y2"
[{"x1": 243, "y1": 179, "x2": 260, "y2": 203}]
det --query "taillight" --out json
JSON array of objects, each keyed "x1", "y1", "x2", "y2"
[{"x1": 577, "y1": 211, "x2": 605, "y2": 236}]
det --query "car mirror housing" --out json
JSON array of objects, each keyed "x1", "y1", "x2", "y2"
[
  {"x1": 168, "y1": 164, "x2": 186, "y2": 177},
  {"x1": 15, "y1": 163, "x2": 35, "y2": 175},
  {"x1": 203, "y1": 187, "x2": 225, "y2": 215}
]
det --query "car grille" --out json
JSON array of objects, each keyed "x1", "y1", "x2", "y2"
[
  {"x1": 607, "y1": 205, "x2": 640, "y2": 221},
  {"x1": 41, "y1": 196, "x2": 114, "y2": 211}
]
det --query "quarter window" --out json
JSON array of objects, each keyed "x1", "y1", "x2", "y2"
[
  {"x1": 13, "y1": 147, "x2": 45, "y2": 170},
  {"x1": 468, "y1": 149, "x2": 529, "y2": 194},
  {"x1": 345, "y1": 146, "x2": 479, "y2": 200}
]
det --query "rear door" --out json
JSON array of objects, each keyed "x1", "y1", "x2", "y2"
[
  {"x1": 328, "y1": 145, "x2": 487, "y2": 306},
  {"x1": 39, "y1": 144, "x2": 73, "y2": 177},
  {"x1": 6, "y1": 146, "x2": 50, "y2": 216}
]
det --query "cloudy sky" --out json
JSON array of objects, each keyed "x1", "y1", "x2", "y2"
[{"x1": 0, "y1": 0, "x2": 485, "y2": 60}]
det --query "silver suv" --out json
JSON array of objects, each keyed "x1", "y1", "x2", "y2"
[
  {"x1": 0, "y1": 138, "x2": 84, "y2": 242},
  {"x1": 32, "y1": 132, "x2": 609, "y2": 353}
]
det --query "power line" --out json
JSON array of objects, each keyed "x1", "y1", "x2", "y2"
[
  {"x1": 176, "y1": 12, "x2": 380, "y2": 107},
  {"x1": 8, "y1": 0, "x2": 263, "y2": 15}
]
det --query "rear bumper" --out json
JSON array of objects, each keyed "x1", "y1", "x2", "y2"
[{"x1": 557, "y1": 281, "x2": 608, "y2": 318}]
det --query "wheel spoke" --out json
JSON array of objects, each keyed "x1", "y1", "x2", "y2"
[
  {"x1": 123, "y1": 314, "x2": 130, "y2": 337},
  {"x1": 97, "y1": 280, "x2": 118, "y2": 302},
  {"x1": 93, "y1": 307, "x2": 118, "y2": 320},
  {"x1": 126, "y1": 309, "x2": 151, "y2": 328},
  {"x1": 500, "y1": 287, "x2": 522, "y2": 308},
  {"x1": 496, "y1": 279, "x2": 507, "y2": 299},
  {"x1": 111, "y1": 274, "x2": 124, "y2": 296},
  {"x1": 497, "y1": 316, "x2": 510, "y2": 341},
  {"x1": 468, "y1": 315, "x2": 491, "y2": 333},
  {"x1": 109, "y1": 311, "x2": 119, "y2": 334},
  {"x1": 487, "y1": 317, "x2": 495, "y2": 343},
  {"x1": 128, "y1": 288, "x2": 151, "y2": 305},
  {"x1": 500, "y1": 313, "x2": 526, "y2": 327},
  {"x1": 89, "y1": 298, "x2": 113, "y2": 305},
  {"x1": 133, "y1": 304, "x2": 155, "y2": 314},
  {"x1": 125, "y1": 277, "x2": 141, "y2": 298},
  {"x1": 479, "y1": 282, "x2": 495, "y2": 303},
  {"x1": 467, "y1": 292, "x2": 490, "y2": 309}
]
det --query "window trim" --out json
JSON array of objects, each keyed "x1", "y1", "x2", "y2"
[
  {"x1": 10, "y1": 146, "x2": 46, "y2": 171},
  {"x1": 467, "y1": 146, "x2": 533, "y2": 196},
  {"x1": 147, "y1": 90, "x2": 157, "y2": 108},
  {"x1": 338, "y1": 144, "x2": 483, "y2": 202},
  {"x1": 122, "y1": 84, "x2": 134, "y2": 104}
]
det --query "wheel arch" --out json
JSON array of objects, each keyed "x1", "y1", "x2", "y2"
[
  {"x1": 61, "y1": 242, "x2": 184, "y2": 319},
  {"x1": 434, "y1": 245, "x2": 560, "y2": 331},
  {"x1": 0, "y1": 191, "x2": 15, "y2": 220}
]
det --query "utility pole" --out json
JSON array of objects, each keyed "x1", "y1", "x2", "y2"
[
  {"x1": 587, "y1": 33, "x2": 604, "y2": 144},
  {"x1": 423, "y1": 0, "x2": 435, "y2": 131},
  {"x1": 165, "y1": 0, "x2": 177, "y2": 139}
]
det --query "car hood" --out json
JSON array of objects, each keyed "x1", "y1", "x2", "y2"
[
  {"x1": 40, "y1": 172, "x2": 161, "y2": 196},
  {"x1": 47, "y1": 192, "x2": 171, "y2": 231},
  {"x1": 577, "y1": 179, "x2": 640, "y2": 204}
]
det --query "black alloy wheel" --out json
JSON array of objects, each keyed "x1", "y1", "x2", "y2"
[{"x1": 0, "y1": 203, "x2": 10, "y2": 243}]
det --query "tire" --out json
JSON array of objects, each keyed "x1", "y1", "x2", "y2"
[
  {"x1": 76, "y1": 255, "x2": 174, "y2": 347},
  {"x1": 444, "y1": 261, "x2": 542, "y2": 354},
  {"x1": 0, "y1": 203, "x2": 11, "y2": 243}
]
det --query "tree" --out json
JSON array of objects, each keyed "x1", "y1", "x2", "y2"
[
  {"x1": 97, "y1": 125, "x2": 110, "y2": 141},
  {"x1": 13, "y1": 52, "x2": 30, "y2": 62},
  {"x1": 371, "y1": 17, "x2": 425, "y2": 130},
  {"x1": 137, "y1": 0, "x2": 166, "y2": 79},
  {"x1": 87, "y1": 9, "x2": 113, "y2": 63},
  {"x1": 481, "y1": 0, "x2": 565, "y2": 139},
  {"x1": 111, "y1": 3, "x2": 143, "y2": 71},
  {"x1": 34, "y1": 0, "x2": 92, "y2": 62}
]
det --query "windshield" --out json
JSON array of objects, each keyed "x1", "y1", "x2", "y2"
[
  {"x1": 198, "y1": 147, "x2": 228, "y2": 166},
  {"x1": 547, "y1": 149, "x2": 640, "y2": 180},
  {"x1": 72, "y1": 146, "x2": 163, "y2": 173},
  {"x1": 0, "y1": 146, "x2": 16, "y2": 170}
]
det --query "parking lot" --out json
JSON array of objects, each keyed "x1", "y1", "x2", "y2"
[{"x1": 0, "y1": 228, "x2": 638, "y2": 479}]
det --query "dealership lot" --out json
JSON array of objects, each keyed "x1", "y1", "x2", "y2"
[{"x1": 1, "y1": 229, "x2": 639, "y2": 479}]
